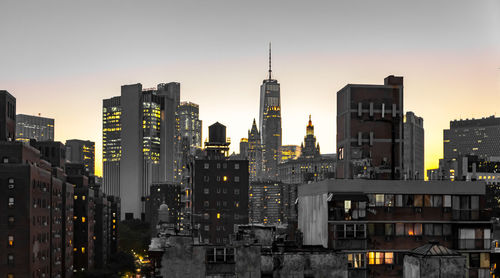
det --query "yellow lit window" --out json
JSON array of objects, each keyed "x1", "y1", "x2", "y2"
[
  {"x1": 217, "y1": 213, "x2": 220, "y2": 219},
  {"x1": 368, "y1": 252, "x2": 375, "y2": 264},
  {"x1": 113, "y1": 225, "x2": 115, "y2": 229},
  {"x1": 82, "y1": 196, "x2": 86, "y2": 200},
  {"x1": 8, "y1": 235, "x2": 14, "y2": 246},
  {"x1": 81, "y1": 247, "x2": 85, "y2": 253},
  {"x1": 82, "y1": 217, "x2": 86, "y2": 223},
  {"x1": 73, "y1": 216, "x2": 77, "y2": 220},
  {"x1": 223, "y1": 176, "x2": 227, "y2": 181},
  {"x1": 112, "y1": 219, "x2": 116, "y2": 223},
  {"x1": 384, "y1": 252, "x2": 393, "y2": 264},
  {"x1": 73, "y1": 248, "x2": 77, "y2": 251},
  {"x1": 375, "y1": 252, "x2": 384, "y2": 264},
  {"x1": 74, "y1": 195, "x2": 78, "y2": 200}
]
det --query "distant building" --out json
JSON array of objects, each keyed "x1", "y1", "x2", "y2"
[
  {"x1": 0, "y1": 90, "x2": 16, "y2": 142},
  {"x1": 336, "y1": 75, "x2": 404, "y2": 180},
  {"x1": 444, "y1": 116, "x2": 500, "y2": 161},
  {"x1": 16, "y1": 114, "x2": 54, "y2": 142},
  {"x1": 279, "y1": 145, "x2": 301, "y2": 163},
  {"x1": 403, "y1": 112, "x2": 424, "y2": 180},
  {"x1": 189, "y1": 122, "x2": 249, "y2": 244},
  {"x1": 178, "y1": 101, "x2": 202, "y2": 153},
  {"x1": 66, "y1": 139, "x2": 95, "y2": 176},
  {"x1": 248, "y1": 119, "x2": 263, "y2": 182},
  {"x1": 259, "y1": 44, "x2": 282, "y2": 181},
  {"x1": 249, "y1": 181, "x2": 283, "y2": 225},
  {"x1": 145, "y1": 183, "x2": 182, "y2": 235},
  {"x1": 239, "y1": 138, "x2": 249, "y2": 159},
  {"x1": 278, "y1": 117, "x2": 335, "y2": 184},
  {"x1": 103, "y1": 82, "x2": 181, "y2": 219}
]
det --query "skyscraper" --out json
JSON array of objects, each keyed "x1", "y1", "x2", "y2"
[
  {"x1": 178, "y1": 101, "x2": 202, "y2": 154},
  {"x1": 248, "y1": 119, "x2": 263, "y2": 182},
  {"x1": 66, "y1": 139, "x2": 96, "y2": 176},
  {"x1": 259, "y1": 43, "x2": 282, "y2": 181},
  {"x1": 336, "y1": 75, "x2": 404, "y2": 180},
  {"x1": 102, "y1": 96, "x2": 121, "y2": 197},
  {"x1": 403, "y1": 111, "x2": 424, "y2": 180},
  {"x1": 15, "y1": 114, "x2": 54, "y2": 142},
  {"x1": 0, "y1": 90, "x2": 16, "y2": 142},
  {"x1": 300, "y1": 115, "x2": 321, "y2": 159},
  {"x1": 102, "y1": 82, "x2": 181, "y2": 219}
]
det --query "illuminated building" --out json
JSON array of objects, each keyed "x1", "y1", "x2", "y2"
[
  {"x1": 444, "y1": 116, "x2": 500, "y2": 161},
  {"x1": 189, "y1": 122, "x2": 249, "y2": 244},
  {"x1": 178, "y1": 101, "x2": 202, "y2": 154},
  {"x1": 403, "y1": 112, "x2": 424, "y2": 180},
  {"x1": 278, "y1": 116, "x2": 335, "y2": 184},
  {"x1": 102, "y1": 82, "x2": 181, "y2": 219},
  {"x1": 239, "y1": 138, "x2": 248, "y2": 159},
  {"x1": 15, "y1": 114, "x2": 54, "y2": 142},
  {"x1": 259, "y1": 43, "x2": 282, "y2": 180},
  {"x1": 299, "y1": 179, "x2": 494, "y2": 277},
  {"x1": 66, "y1": 139, "x2": 95, "y2": 176},
  {"x1": 301, "y1": 115, "x2": 320, "y2": 159},
  {"x1": 249, "y1": 181, "x2": 282, "y2": 225},
  {"x1": 279, "y1": 145, "x2": 301, "y2": 164},
  {"x1": 0, "y1": 90, "x2": 16, "y2": 142},
  {"x1": 248, "y1": 119, "x2": 263, "y2": 181},
  {"x1": 336, "y1": 75, "x2": 404, "y2": 180},
  {"x1": 102, "y1": 96, "x2": 121, "y2": 197}
]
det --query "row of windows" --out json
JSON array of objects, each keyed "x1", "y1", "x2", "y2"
[
  {"x1": 363, "y1": 194, "x2": 480, "y2": 209},
  {"x1": 347, "y1": 252, "x2": 395, "y2": 268},
  {"x1": 203, "y1": 176, "x2": 240, "y2": 182},
  {"x1": 203, "y1": 162, "x2": 240, "y2": 170},
  {"x1": 334, "y1": 223, "x2": 453, "y2": 239},
  {"x1": 203, "y1": 200, "x2": 240, "y2": 208},
  {"x1": 203, "y1": 188, "x2": 240, "y2": 195}
]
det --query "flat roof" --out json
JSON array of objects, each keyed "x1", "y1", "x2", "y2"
[{"x1": 298, "y1": 179, "x2": 485, "y2": 196}]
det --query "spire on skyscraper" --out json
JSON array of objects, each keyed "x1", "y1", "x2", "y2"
[{"x1": 268, "y1": 42, "x2": 272, "y2": 80}]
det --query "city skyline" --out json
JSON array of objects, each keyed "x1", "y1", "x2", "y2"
[{"x1": 1, "y1": 0, "x2": 499, "y2": 177}]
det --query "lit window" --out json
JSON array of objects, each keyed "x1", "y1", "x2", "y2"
[
  {"x1": 8, "y1": 178, "x2": 14, "y2": 189},
  {"x1": 217, "y1": 213, "x2": 221, "y2": 219},
  {"x1": 74, "y1": 195, "x2": 78, "y2": 200},
  {"x1": 223, "y1": 176, "x2": 228, "y2": 182},
  {"x1": 8, "y1": 235, "x2": 14, "y2": 246},
  {"x1": 7, "y1": 254, "x2": 14, "y2": 265},
  {"x1": 384, "y1": 252, "x2": 393, "y2": 264},
  {"x1": 81, "y1": 247, "x2": 85, "y2": 253},
  {"x1": 73, "y1": 248, "x2": 77, "y2": 251},
  {"x1": 82, "y1": 196, "x2": 86, "y2": 200},
  {"x1": 204, "y1": 188, "x2": 209, "y2": 194},
  {"x1": 8, "y1": 197, "x2": 14, "y2": 208},
  {"x1": 204, "y1": 163, "x2": 209, "y2": 169},
  {"x1": 235, "y1": 201, "x2": 239, "y2": 208},
  {"x1": 82, "y1": 217, "x2": 86, "y2": 223}
]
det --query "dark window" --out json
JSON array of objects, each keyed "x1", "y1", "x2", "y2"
[
  {"x1": 470, "y1": 253, "x2": 480, "y2": 268},
  {"x1": 8, "y1": 216, "x2": 14, "y2": 225},
  {"x1": 7, "y1": 254, "x2": 13, "y2": 265}
]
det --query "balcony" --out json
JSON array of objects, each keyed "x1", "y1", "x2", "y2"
[
  {"x1": 451, "y1": 210, "x2": 491, "y2": 221},
  {"x1": 456, "y1": 238, "x2": 490, "y2": 250}
]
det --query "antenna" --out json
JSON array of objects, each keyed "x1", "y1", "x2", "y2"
[{"x1": 268, "y1": 42, "x2": 272, "y2": 80}]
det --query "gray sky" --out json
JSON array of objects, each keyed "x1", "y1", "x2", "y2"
[{"x1": 1, "y1": 0, "x2": 499, "y2": 175}]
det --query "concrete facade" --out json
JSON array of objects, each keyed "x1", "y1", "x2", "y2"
[{"x1": 403, "y1": 112, "x2": 424, "y2": 180}]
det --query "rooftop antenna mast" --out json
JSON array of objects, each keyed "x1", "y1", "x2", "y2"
[{"x1": 268, "y1": 42, "x2": 272, "y2": 80}]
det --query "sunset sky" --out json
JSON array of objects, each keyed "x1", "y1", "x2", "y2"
[{"x1": 1, "y1": 0, "x2": 499, "y2": 177}]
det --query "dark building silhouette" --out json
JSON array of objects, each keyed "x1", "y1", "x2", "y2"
[
  {"x1": 403, "y1": 112, "x2": 424, "y2": 180},
  {"x1": 336, "y1": 75, "x2": 404, "y2": 180},
  {"x1": 16, "y1": 114, "x2": 54, "y2": 142},
  {"x1": 190, "y1": 122, "x2": 249, "y2": 244},
  {"x1": 66, "y1": 139, "x2": 95, "y2": 176},
  {"x1": 259, "y1": 44, "x2": 282, "y2": 181},
  {"x1": 0, "y1": 90, "x2": 16, "y2": 142},
  {"x1": 145, "y1": 183, "x2": 182, "y2": 235},
  {"x1": 248, "y1": 119, "x2": 263, "y2": 182}
]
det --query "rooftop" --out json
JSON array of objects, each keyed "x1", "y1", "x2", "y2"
[{"x1": 298, "y1": 179, "x2": 486, "y2": 197}]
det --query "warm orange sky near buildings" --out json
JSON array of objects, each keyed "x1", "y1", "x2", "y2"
[{"x1": 1, "y1": 1, "x2": 499, "y2": 177}]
